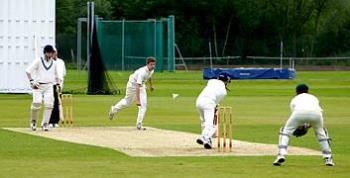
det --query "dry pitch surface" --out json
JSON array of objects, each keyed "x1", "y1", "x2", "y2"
[{"x1": 5, "y1": 127, "x2": 321, "y2": 157}]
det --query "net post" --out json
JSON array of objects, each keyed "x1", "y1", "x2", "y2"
[
  {"x1": 167, "y1": 15, "x2": 175, "y2": 72},
  {"x1": 121, "y1": 18, "x2": 125, "y2": 71},
  {"x1": 156, "y1": 19, "x2": 163, "y2": 72}
]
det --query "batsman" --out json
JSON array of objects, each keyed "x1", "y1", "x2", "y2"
[
  {"x1": 25, "y1": 45, "x2": 61, "y2": 131},
  {"x1": 273, "y1": 84, "x2": 334, "y2": 166},
  {"x1": 195, "y1": 72, "x2": 231, "y2": 149}
]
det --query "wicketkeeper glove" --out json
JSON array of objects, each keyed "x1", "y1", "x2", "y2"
[{"x1": 293, "y1": 123, "x2": 311, "y2": 137}]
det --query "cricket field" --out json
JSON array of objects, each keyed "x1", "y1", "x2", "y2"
[{"x1": 0, "y1": 71, "x2": 349, "y2": 178}]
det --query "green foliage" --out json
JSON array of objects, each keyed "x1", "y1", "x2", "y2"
[{"x1": 56, "y1": 0, "x2": 350, "y2": 60}]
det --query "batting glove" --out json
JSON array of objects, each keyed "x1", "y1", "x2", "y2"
[{"x1": 30, "y1": 79, "x2": 40, "y2": 89}]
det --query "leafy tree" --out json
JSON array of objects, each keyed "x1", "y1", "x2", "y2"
[{"x1": 56, "y1": 0, "x2": 350, "y2": 61}]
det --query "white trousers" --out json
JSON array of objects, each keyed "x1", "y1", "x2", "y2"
[
  {"x1": 31, "y1": 84, "x2": 54, "y2": 125},
  {"x1": 111, "y1": 83, "x2": 147, "y2": 124},
  {"x1": 279, "y1": 110, "x2": 332, "y2": 158},
  {"x1": 196, "y1": 99, "x2": 216, "y2": 140},
  {"x1": 32, "y1": 84, "x2": 54, "y2": 107}
]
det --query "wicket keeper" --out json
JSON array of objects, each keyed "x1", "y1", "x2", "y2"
[{"x1": 273, "y1": 84, "x2": 334, "y2": 166}]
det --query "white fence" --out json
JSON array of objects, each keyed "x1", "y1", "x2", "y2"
[{"x1": 0, "y1": 0, "x2": 55, "y2": 93}]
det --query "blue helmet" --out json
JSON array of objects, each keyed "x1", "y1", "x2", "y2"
[{"x1": 218, "y1": 72, "x2": 231, "y2": 83}]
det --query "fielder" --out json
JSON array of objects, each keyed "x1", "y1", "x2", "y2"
[
  {"x1": 108, "y1": 57, "x2": 156, "y2": 130},
  {"x1": 195, "y1": 72, "x2": 231, "y2": 149},
  {"x1": 25, "y1": 45, "x2": 61, "y2": 131},
  {"x1": 273, "y1": 84, "x2": 334, "y2": 166},
  {"x1": 49, "y1": 47, "x2": 66, "y2": 128}
]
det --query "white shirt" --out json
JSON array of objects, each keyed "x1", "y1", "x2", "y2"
[
  {"x1": 128, "y1": 66, "x2": 154, "y2": 88},
  {"x1": 290, "y1": 93, "x2": 323, "y2": 112},
  {"x1": 197, "y1": 79, "x2": 227, "y2": 105},
  {"x1": 55, "y1": 58, "x2": 66, "y2": 85},
  {"x1": 25, "y1": 57, "x2": 60, "y2": 84}
]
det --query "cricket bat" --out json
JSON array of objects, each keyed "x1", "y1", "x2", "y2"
[{"x1": 56, "y1": 87, "x2": 65, "y2": 123}]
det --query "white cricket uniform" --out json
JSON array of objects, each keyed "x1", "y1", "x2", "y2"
[
  {"x1": 25, "y1": 57, "x2": 60, "y2": 126},
  {"x1": 111, "y1": 66, "x2": 154, "y2": 124},
  {"x1": 55, "y1": 58, "x2": 66, "y2": 88},
  {"x1": 278, "y1": 93, "x2": 332, "y2": 158},
  {"x1": 196, "y1": 79, "x2": 227, "y2": 140}
]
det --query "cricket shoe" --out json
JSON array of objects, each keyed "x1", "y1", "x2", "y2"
[
  {"x1": 196, "y1": 136, "x2": 205, "y2": 145},
  {"x1": 203, "y1": 138, "x2": 213, "y2": 149},
  {"x1": 324, "y1": 157, "x2": 335, "y2": 166},
  {"x1": 108, "y1": 107, "x2": 116, "y2": 120},
  {"x1": 42, "y1": 123, "x2": 49, "y2": 132},
  {"x1": 136, "y1": 122, "x2": 146, "y2": 130},
  {"x1": 273, "y1": 155, "x2": 286, "y2": 166},
  {"x1": 30, "y1": 120, "x2": 37, "y2": 131},
  {"x1": 50, "y1": 123, "x2": 59, "y2": 128}
]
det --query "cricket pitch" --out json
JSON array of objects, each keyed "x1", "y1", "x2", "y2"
[{"x1": 4, "y1": 127, "x2": 321, "y2": 157}]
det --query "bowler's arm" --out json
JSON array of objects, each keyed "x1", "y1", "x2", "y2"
[{"x1": 148, "y1": 77, "x2": 154, "y2": 92}]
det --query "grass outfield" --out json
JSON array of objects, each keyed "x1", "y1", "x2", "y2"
[{"x1": 1, "y1": 70, "x2": 350, "y2": 177}]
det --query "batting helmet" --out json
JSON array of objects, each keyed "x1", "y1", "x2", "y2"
[
  {"x1": 218, "y1": 72, "x2": 231, "y2": 83},
  {"x1": 296, "y1": 84, "x2": 309, "y2": 94}
]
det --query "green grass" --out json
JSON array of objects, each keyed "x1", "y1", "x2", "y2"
[{"x1": 1, "y1": 70, "x2": 350, "y2": 177}]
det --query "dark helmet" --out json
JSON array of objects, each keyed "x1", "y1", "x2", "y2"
[
  {"x1": 43, "y1": 45, "x2": 55, "y2": 54},
  {"x1": 218, "y1": 72, "x2": 231, "y2": 83},
  {"x1": 296, "y1": 84, "x2": 309, "y2": 94}
]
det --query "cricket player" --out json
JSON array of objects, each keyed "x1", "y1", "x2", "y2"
[
  {"x1": 49, "y1": 47, "x2": 66, "y2": 128},
  {"x1": 108, "y1": 57, "x2": 156, "y2": 130},
  {"x1": 273, "y1": 84, "x2": 334, "y2": 166},
  {"x1": 196, "y1": 72, "x2": 231, "y2": 149},
  {"x1": 26, "y1": 45, "x2": 61, "y2": 131}
]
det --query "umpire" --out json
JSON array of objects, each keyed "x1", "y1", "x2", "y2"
[{"x1": 49, "y1": 47, "x2": 66, "y2": 128}]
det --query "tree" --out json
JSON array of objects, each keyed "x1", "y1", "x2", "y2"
[{"x1": 56, "y1": 0, "x2": 350, "y2": 61}]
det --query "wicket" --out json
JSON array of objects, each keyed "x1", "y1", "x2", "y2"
[
  {"x1": 216, "y1": 106, "x2": 233, "y2": 151},
  {"x1": 61, "y1": 94, "x2": 73, "y2": 126}
]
